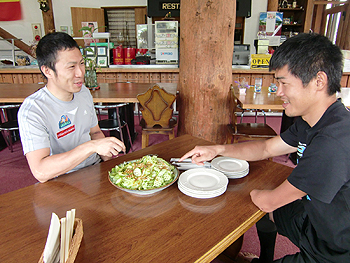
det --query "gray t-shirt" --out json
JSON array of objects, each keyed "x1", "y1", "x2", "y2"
[{"x1": 18, "y1": 85, "x2": 101, "y2": 173}]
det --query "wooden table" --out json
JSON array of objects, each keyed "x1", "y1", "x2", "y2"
[
  {"x1": 0, "y1": 82, "x2": 177, "y2": 150},
  {"x1": 235, "y1": 86, "x2": 350, "y2": 110},
  {"x1": 0, "y1": 82, "x2": 177, "y2": 103},
  {"x1": 0, "y1": 135, "x2": 292, "y2": 263},
  {"x1": 235, "y1": 86, "x2": 283, "y2": 111}
]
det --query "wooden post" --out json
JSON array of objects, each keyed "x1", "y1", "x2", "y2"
[
  {"x1": 41, "y1": 0, "x2": 55, "y2": 34},
  {"x1": 178, "y1": 0, "x2": 235, "y2": 144},
  {"x1": 304, "y1": 0, "x2": 314, "y2": 33},
  {"x1": 267, "y1": 0, "x2": 279, "y2": 11}
]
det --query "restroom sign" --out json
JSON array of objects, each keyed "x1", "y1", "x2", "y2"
[{"x1": 148, "y1": 0, "x2": 180, "y2": 17}]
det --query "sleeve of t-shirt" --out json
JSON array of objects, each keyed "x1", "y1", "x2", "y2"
[
  {"x1": 18, "y1": 99, "x2": 51, "y2": 155},
  {"x1": 280, "y1": 116, "x2": 304, "y2": 147}
]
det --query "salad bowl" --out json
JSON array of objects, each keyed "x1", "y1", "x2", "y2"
[{"x1": 108, "y1": 155, "x2": 179, "y2": 195}]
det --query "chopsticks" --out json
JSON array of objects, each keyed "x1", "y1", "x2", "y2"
[{"x1": 170, "y1": 158, "x2": 211, "y2": 170}]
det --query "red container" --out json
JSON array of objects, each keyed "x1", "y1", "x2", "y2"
[
  {"x1": 124, "y1": 48, "x2": 136, "y2": 65},
  {"x1": 113, "y1": 46, "x2": 124, "y2": 65}
]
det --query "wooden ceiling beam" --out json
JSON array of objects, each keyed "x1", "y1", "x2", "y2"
[{"x1": 0, "y1": 27, "x2": 32, "y2": 56}]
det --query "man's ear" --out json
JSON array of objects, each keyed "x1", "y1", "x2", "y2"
[
  {"x1": 41, "y1": 65, "x2": 54, "y2": 79},
  {"x1": 315, "y1": 71, "x2": 328, "y2": 91}
]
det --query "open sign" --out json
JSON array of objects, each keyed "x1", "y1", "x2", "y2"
[{"x1": 250, "y1": 54, "x2": 271, "y2": 69}]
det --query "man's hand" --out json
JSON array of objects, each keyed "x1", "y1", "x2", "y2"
[
  {"x1": 179, "y1": 145, "x2": 223, "y2": 165},
  {"x1": 92, "y1": 137, "x2": 126, "y2": 161}
]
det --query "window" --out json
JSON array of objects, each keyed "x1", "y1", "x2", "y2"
[{"x1": 105, "y1": 9, "x2": 137, "y2": 48}]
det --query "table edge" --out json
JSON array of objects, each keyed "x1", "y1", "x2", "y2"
[{"x1": 195, "y1": 210, "x2": 265, "y2": 262}]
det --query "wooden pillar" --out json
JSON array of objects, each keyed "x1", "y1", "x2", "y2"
[
  {"x1": 267, "y1": 0, "x2": 279, "y2": 11},
  {"x1": 342, "y1": 2, "x2": 350, "y2": 50},
  {"x1": 41, "y1": 0, "x2": 55, "y2": 34},
  {"x1": 304, "y1": 0, "x2": 314, "y2": 33},
  {"x1": 178, "y1": 0, "x2": 235, "y2": 144}
]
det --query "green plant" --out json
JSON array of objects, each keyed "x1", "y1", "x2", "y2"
[
  {"x1": 78, "y1": 25, "x2": 105, "y2": 88},
  {"x1": 78, "y1": 26, "x2": 99, "y2": 71}
]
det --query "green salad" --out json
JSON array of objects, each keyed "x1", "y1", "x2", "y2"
[{"x1": 109, "y1": 155, "x2": 177, "y2": 190}]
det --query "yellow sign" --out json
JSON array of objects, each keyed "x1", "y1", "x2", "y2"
[{"x1": 250, "y1": 54, "x2": 271, "y2": 69}]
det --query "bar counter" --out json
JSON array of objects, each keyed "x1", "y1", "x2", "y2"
[{"x1": 1, "y1": 65, "x2": 350, "y2": 87}]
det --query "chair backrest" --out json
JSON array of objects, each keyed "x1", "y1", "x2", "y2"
[
  {"x1": 228, "y1": 85, "x2": 238, "y2": 125},
  {"x1": 0, "y1": 104, "x2": 21, "y2": 122},
  {"x1": 137, "y1": 85, "x2": 176, "y2": 128}
]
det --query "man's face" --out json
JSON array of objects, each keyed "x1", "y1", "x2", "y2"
[
  {"x1": 275, "y1": 65, "x2": 315, "y2": 121},
  {"x1": 49, "y1": 48, "x2": 85, "y2": 98}
]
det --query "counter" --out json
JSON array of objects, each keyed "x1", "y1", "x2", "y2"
[{"x1": 1, "y1": 65, "x2": 349, "y2": 87}]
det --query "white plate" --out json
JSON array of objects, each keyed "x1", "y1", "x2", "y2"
[
  {"x1": 178, "y1": 168, "x2": 228, "y2": 192},
  {"x1": 225, "y1": 170, "x2": 249, "y2": 179},
  {"x1": 211, "y1": 157, "x2": 249, "y2": 174},
  {"x1": 178, "y1": 181, "x2": 226, "y2": 195},
  {"x1": 178, "y1": 183, "x2": 227, "y2": 199},
  {"x1": 178, "y1": 184, "x2": 227, "y2": 196}
]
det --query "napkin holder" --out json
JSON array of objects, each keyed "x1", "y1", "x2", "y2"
[{"x1": 38, "y1": 218, "x2": 83, "y2": 263}]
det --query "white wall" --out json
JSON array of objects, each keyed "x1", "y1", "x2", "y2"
[
  {"x1": 244, "y1": 0, "x2": 268, "y2": 53},
  {"x1": 0, "y1": 0, "x2": 146, "y2": 60},
  {"x1": 0, "y1": 0, "x2": 265, "y2": 61}
]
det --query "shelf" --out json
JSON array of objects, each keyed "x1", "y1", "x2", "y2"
[
  {"x1": 282, "y1": 24, "x2": 303, "y2": 27},
  {"x1": 278, "y1": 8, "x2": 304, "y2": 11},
  {"x1": 73, "y1": 36, "x2": 110, "y2": 67},
  {"x1": 278, "y1": 0, "x2": 308, "y2": 36}
]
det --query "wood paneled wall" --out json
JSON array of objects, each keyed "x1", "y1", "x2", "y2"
[{"x1": 1, "y1": 69, "x2": 350, "y2": 87}]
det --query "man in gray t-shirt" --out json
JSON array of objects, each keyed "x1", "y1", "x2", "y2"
[{"x1": 18, "y1": 32, "x2": 125, "y2": 183}]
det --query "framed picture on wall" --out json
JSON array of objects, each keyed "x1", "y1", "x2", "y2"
[
  {"x1": 85, "y1": 46, "x2": 96, "y2": 57},
  {"x1": 97, "y1": 56, "x2": 108, "y2": 67},
  {"x1": 97, "y1": 46, "x2": 107, "y2": 56}
]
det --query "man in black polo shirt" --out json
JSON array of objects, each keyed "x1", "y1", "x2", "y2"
[{"x1": 180, "y1": 33, "x2": 350, "y2": 262}]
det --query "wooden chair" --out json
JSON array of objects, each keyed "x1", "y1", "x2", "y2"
[
  {"x1": 227, "y1": 85, "x2": 277, "y2": 144},
  {"x1": 0, "y1": 104, "x2": 21, "y2": 152},
  {"x1": 137, "y1": 85, "x2": 177, "y2": 149}
]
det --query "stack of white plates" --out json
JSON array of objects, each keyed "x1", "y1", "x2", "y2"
[
  {"x1": 178, "y1": 168, "x2": 228, "y2": 198},
  {"x1": 211, "y1": 157, "x2": 249, "y2": 179}
]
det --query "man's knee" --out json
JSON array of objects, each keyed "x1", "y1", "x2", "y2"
[{"x1": 256, "y1": 214, "x2": 277, "y2": 233}]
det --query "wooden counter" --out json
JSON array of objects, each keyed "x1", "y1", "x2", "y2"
[{"x1": 1, "y1": 66, "x2": 350, "y2": 87}]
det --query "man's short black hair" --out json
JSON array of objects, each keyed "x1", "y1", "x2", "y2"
[
  {"x1": 36, "y1": 32, "x2": 79, "y2": 79},
  {"x1": 269, "y1": 33, "x2": 343, "y2": 95}
]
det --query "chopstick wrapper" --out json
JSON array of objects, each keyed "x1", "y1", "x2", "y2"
[
  {"x1": 43, "y1": 213, "x2": 60, "y2": 263},
  {"x1": 42, "y1": 209, "x2": 76, "y2": 263}
]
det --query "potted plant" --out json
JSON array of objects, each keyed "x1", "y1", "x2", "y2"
[{"x1": 79, "y1": 25, "x2": 100, "y2": 90}]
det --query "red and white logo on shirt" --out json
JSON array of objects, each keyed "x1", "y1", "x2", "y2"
[{"x1": 57, "y1": 125, "x2": 75, "y2": 139}]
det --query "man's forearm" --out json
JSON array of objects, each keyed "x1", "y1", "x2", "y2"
[
  {"x1": 219, "y1": 140, "x2": 272, "y2": 161},
  {"x1": 250, "y1": 180, "x2": 306, "y2": 213},
  {"x1": 26, "y1": 141, "x2": 97, "y2": 183}
]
